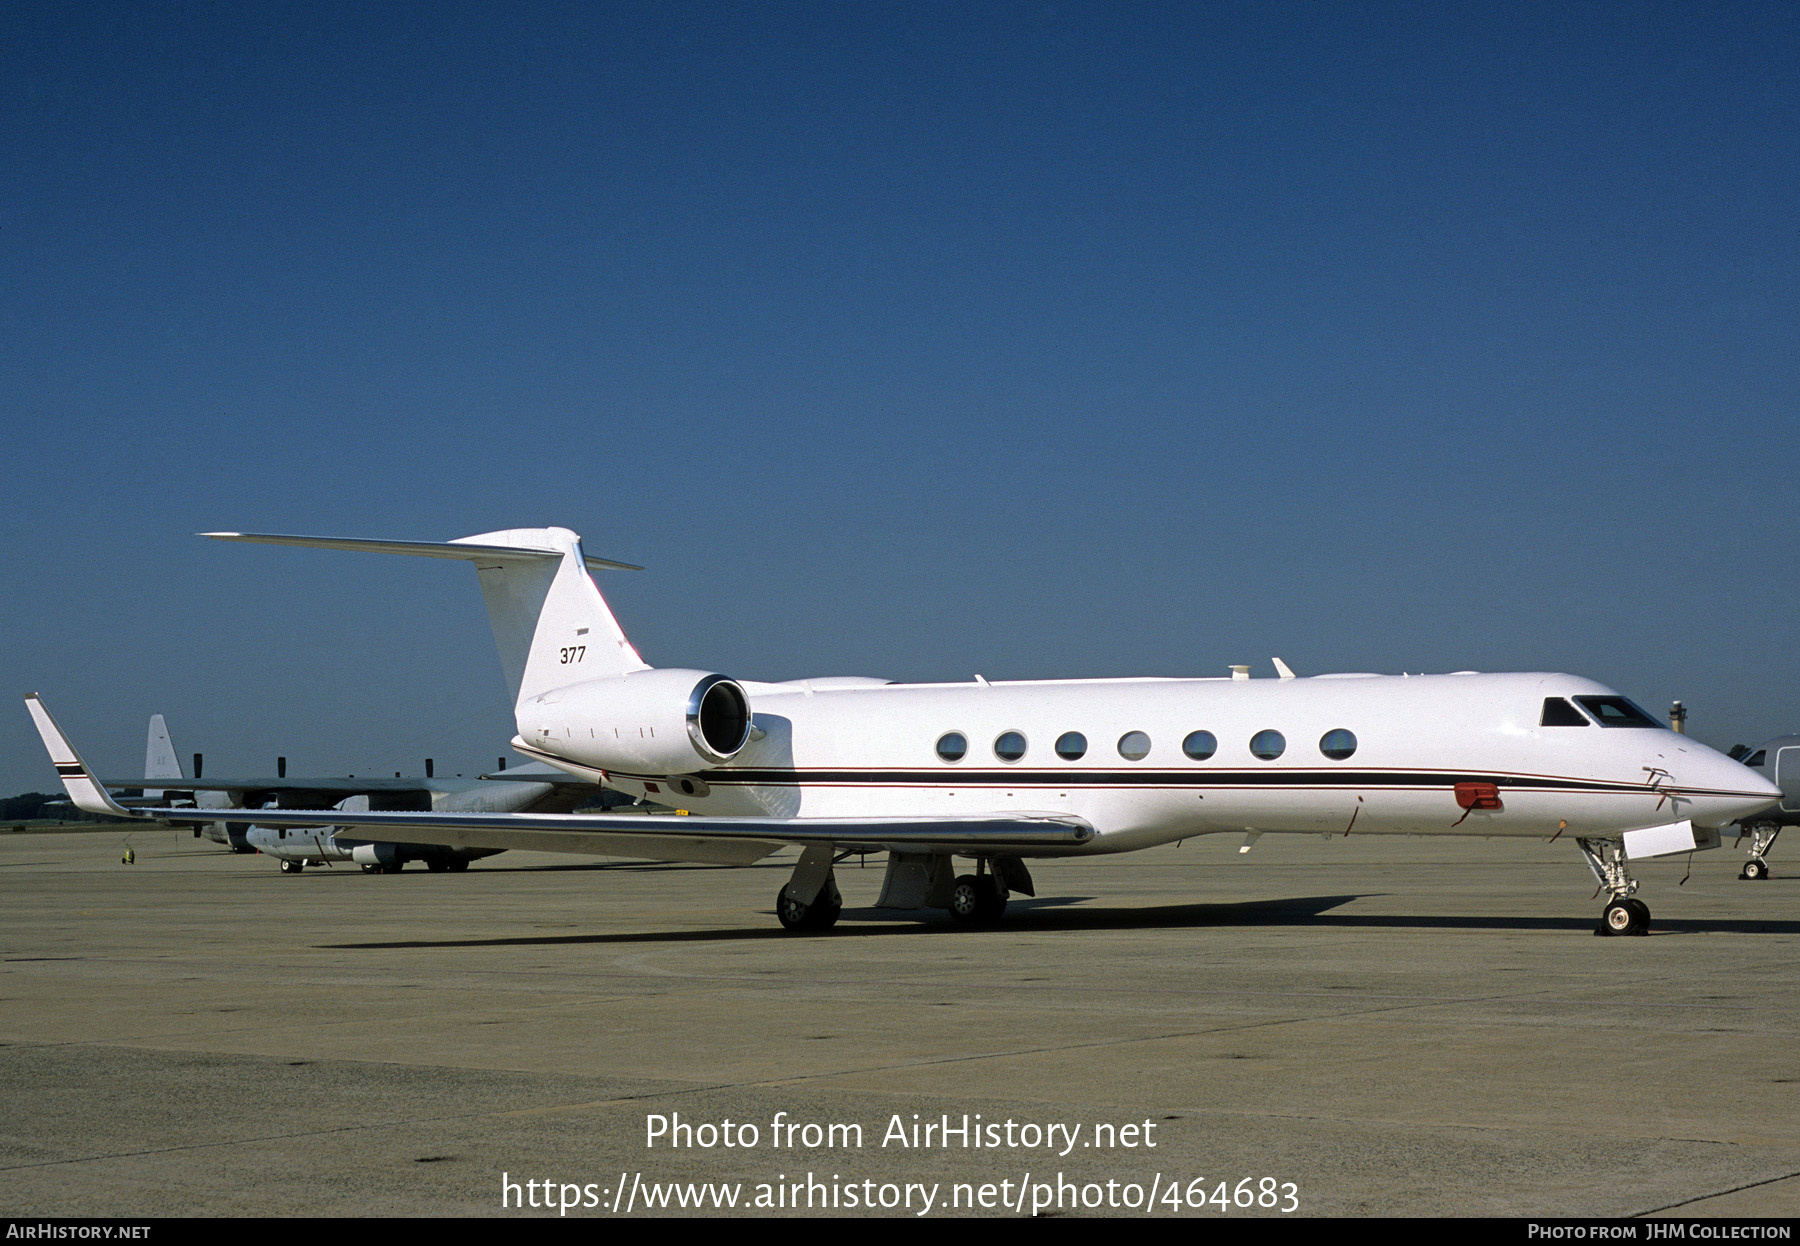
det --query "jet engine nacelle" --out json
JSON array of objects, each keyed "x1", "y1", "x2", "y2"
[{"x1": 518, "y1": 668, "x2": 753, "y2": 775}]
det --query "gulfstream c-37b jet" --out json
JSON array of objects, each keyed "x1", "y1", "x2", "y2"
[{"x1": 28, "y1": 526, "x2": 1779, "y2": 937}]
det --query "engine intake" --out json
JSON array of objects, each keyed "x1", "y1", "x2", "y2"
[{"x1": 687, "y1": 674, "x2": 751, "y2": 763}]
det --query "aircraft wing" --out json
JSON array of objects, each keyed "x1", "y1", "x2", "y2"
[
  {"x1": 27, "y1": 695, "x2": 1094, "y2": 865},
  {"x1": 127, "y1": 804, "x2": 1089, "y2": 863},
  {"x1": 97, "y1": 776, "x2": 471, "y2": 795}
]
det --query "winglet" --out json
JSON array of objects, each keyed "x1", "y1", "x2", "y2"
[{"x1": 22, "y1": 695, "x2": 140, "y2": 820}]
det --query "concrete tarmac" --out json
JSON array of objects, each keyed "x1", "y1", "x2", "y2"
[{"x1": 3, "y1": 826, "x2": 1798, "y2": 1218}]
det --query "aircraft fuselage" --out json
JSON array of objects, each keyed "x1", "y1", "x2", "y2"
[{"x1": 520, "y1": 670, "x2": 1773, "y2": 854}]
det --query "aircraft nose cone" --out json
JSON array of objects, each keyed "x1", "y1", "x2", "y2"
[{"x1": 1694, "y1": 753, "x2": 1782, "y2": 823}]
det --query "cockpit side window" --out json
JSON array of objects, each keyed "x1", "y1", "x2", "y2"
[
  {"x1": 1540, "y1": 697, "x2": 1589, "y2": 727},
  {"x1": 1572, "y1": 696, "x2": 1663, "y2": 728},
  {"x1": 1746, "y1": 750, "x2": 1766, "y2": 768}
]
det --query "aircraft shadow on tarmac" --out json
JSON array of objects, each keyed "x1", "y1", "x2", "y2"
[
  {"x1": 319, "y1": 890, "x2": 1800, "y2": 949},
  {"x1": 496, "y1": 859, "x2": 782, "y2": 874}
]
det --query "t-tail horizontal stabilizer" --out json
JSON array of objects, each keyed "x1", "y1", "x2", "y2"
[{"x1": 201, "y1": 528, "x2": 650, "y2": 703}]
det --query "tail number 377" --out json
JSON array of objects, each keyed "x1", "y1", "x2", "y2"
[{"x1": 560, "y1": 646, "x2": 586, "y2": 664}]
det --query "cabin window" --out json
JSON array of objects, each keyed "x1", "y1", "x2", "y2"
[
  {"x1": 1250, "y1": 729, "x2": 1286, "y2": 760},
  {"x1": 1055, "y1": 732, "x2": 1088, "y2": 760},
  {"x1": 1117, "y1": 731, "x2": 1151, "y2": 760},
  {"x1": 1540, "y1": 698, "x2": 1589, "y2": 727},
  {"x1": 1182, "y1": 730, "x2": 1217, "y2": 760},
  {"x1": 1573, "y1": 696, "x2": 1663, "y2": 728},
  {"x1": 994, "y1": 731, "x2": 1028, "y2": 762},
  {"x1": 1746, "y1": 750, "x2": 1766, "y2": 768},
  {"x1": 1319, "y1": 728, "x2": 1357, "y2": 760},
  {"x1": 935, "y1": 732, "x2": 967, "y2": 762}
]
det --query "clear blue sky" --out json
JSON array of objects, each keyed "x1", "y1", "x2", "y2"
[{"x1": 4, "y1": 1, "x2": 1797, "y2": 791}]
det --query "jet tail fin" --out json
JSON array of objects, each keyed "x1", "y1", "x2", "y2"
[
  {"x1": 23, "y1": 695, "x2": 140, "y2": 820},
  {"x1": 202, "y1": 528, "x2": 651, "y2": 707}
]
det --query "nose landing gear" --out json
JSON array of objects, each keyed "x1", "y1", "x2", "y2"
[
  {"x1": 1601, "y1": 896, "x2": 1650, "y2": 936},
  {"x1": 1579, "y1": 838, "x2": 1650, "y2": 936}
]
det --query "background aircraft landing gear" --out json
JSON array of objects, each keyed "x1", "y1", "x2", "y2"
[
  {"x1": 279, "y1": 859, "x2": 304, "y2": 874},
  {"x1": 1738, "y1": 825, "x2": 1777, "y2": 880},
  {"x1": 948, "y1": 874, "x2": 1006, "y2": 925},
  {"x1": 776, "y1": 883, "x2": 841, "y2": 932}
]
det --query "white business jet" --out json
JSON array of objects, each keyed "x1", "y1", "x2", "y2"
[{"x1": 26, "y1": 526, "x2": 1779, "y2": 936}]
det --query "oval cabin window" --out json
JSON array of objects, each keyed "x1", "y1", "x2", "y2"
[
  {"x1": 1182, "y1": 730, "x2": 1217, "y2": 760},
  {"x1": 1250, "y1": 729, "x2": 1286, "y2": 760}
]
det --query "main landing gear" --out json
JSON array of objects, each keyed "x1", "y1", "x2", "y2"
[
  {"x1": 772, "y1": 850, "x2": 1033, "y2": 933},
  {"x1": 776, "y1": 881, "x2": 842, "y2": 931},
  {"x1": 948, "y1": 872, "x2": 1007, "y2": 926},
  {"x1": 279, "y1": 859, "x2": 304, "y2": 875},
  {"x1": 775, "y1": 843, "x2": 843, "y2": 933},
  {"x1": 1578, "y1": 837, "x2": 1650, "y2": 937}
]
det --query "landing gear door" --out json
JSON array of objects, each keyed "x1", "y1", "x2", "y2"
[{"x1": 1778, "y1": 747, "x2": 1800, "y2": 815}]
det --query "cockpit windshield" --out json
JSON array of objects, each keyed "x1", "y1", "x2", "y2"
[
  {"x1": 1540, "y1": 697, "x2": 1589, "y2": 726},
  {"x1": 1572, "y1": 696, "x2": 1664, "y2": 728}
]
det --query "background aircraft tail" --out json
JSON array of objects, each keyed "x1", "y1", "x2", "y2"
[
  {"x1": 144, "y1": 713, "x2": 181, "y2": 799},
  {"x1": 203, "y1": 527, "x2": 651, "y2": 709}
]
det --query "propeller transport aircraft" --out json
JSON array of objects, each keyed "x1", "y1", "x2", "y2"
[
  {"x1": 26, "y1": 526, "x2": 1780, "y2": 936},
  {"x1": 112, "y1": 714, "x2": 592, "y2": 870}
]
